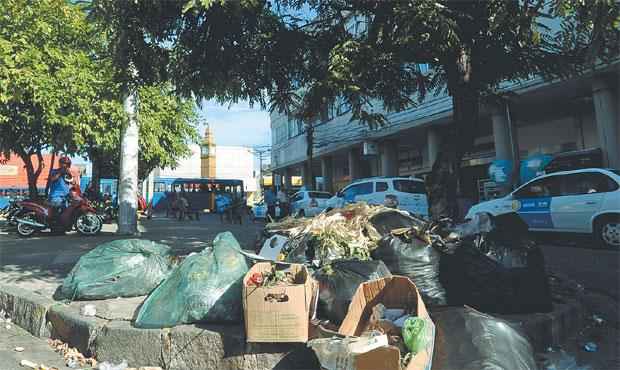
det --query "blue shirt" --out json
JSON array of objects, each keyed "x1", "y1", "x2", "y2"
[
  {"x1": 49, "y1": 169, "x2": 70, "y2": 200},
  {"x1": 264, "y1": 190, "x2": 276, "y2": 206}
]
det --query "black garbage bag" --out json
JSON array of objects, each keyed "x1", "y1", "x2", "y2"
[
  {"x1": 371, "y1": 235, "x2": 447, "y2": 306},
  {"x1": 369, "y1": 209, "x2": 447, "y2": 306},
  {"x1": 314, "y1": 260, "x2": 392, "y2": 324},
  {"x1": 440, "y1": 213, "x2": 552, "y2": 314},
  {"x1": 432, "y1": 306, "x2": 537, "y2": 370}
]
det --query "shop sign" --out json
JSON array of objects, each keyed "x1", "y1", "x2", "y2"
[{"x1": 0, "y1": 165, "x2": 18, "y2": 176}]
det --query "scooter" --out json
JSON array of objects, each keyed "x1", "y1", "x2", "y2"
[
  {"x1": 1, "y1": 200, "x2": 24, "y2": 227},
  {"x1": 15, "y1": 186, "x2": 102, "y2": 237}
]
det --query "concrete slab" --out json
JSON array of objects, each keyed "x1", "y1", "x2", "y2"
[{"x1": 0, "y1": 284, "x2": 53, "y2": 337}]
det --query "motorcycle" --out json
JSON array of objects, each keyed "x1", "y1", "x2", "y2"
[
  {"x1": 15, "y1": 185, "x2": 102, "y2": 237},
  {"x1": 1, "y1": 198, "x2": 26, "y2": 227}
]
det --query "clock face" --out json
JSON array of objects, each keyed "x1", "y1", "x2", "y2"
[{"x1": 201, "y1": 146, "x2": 210, "y2": 156}]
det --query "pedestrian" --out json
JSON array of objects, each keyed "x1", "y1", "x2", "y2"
[
  {"x1": 277, "y1": 188, "x2": 289, "y2": 218},
  {"x1": 264, "y1": 186, "x2": 277, "y2": 221},
  {"x1": 177, "y1": 194, "x2": 189, "y2": 221}
]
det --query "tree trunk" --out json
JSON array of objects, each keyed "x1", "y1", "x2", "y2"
[
  {"x1": 305, "y1": 124, "x2": 315, "y2": 190},
  {"x1": 426, "y1": 50, "x2": 479, "y2": 221},
  {"x1": 91, "y1": 153, "x2": 101, "y2": 197},
  {"x1": 21, "y1": 153, "x2": 43, "y2": 200},
  {"x1": 45, "y1": 152, "x2": 57, "y2": 197}
]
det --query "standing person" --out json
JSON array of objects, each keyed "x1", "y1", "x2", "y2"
[
  {"x1": 277, "y1": 188, "x2": 289, "y2": 218},
  {"x1": 48, "y1": 156, "x2": 76, "y2": 211},
  {"x1": 264, "y1": 186, "x2": 277, "y2": 221}
]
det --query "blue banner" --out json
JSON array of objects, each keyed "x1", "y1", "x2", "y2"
[
  {"x1": 488, "y1": 160, "x2": 513, "y2": 186},
  {"x1": 520, "y1": 154, "x2": 553, "y2": 184}
]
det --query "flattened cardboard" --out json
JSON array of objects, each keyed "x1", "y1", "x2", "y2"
[
  {"x1": 243, "y1": 262, "x2": 316, "y2": 342},
  {"x1": 338, "y1": 276, "x2": 436, "y2": 370}
]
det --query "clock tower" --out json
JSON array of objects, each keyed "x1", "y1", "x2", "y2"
[{"x1": 200, "y1": 125, "x2": 216, "y2": 178}]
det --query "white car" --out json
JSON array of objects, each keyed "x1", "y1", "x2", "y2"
[
  {"x1": 290, "y1": 190, "x2": 332, "y2": 217},
  {"x1": 465, "y1": 168, "x2": 620, "y2": 248},
  {"x1": 251, "y1": 202, "x2": 281, "y2": 220},
  {"x1": 326, "y1": 177, "x2": 429, "y2": 217}
]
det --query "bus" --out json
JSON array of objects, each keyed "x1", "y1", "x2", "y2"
[
  {"x1": 80, "y1": 177, "x2": 244, "y2": 212},
  {"x1": 151, "y1": 178, "x2": 245, "y2": 213}
]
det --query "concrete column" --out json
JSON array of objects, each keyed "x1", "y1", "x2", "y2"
[
  {"x1": 284, "y1": 167, "x2": 292, "y2": 190},
  {"x1": 592, "y1": 76, "x2": 619, "y2": 169},
  {"x1": 300, "y1": 163, "x2": 309, "y2": 189},
  {"x1": 117, "y1": 90, "x2": 139, "y2": 235},
  {"x1": 348, "y1": 147, "x2": 361, "y2": 180},
  {"x1": 491, "y1": 104, "x2": 514, "y2": 161},
  {"x1": 380, "y1": 140, "x2": 398, "y2": 177},
  {"x1": 321, "y1": 156, "x2": 334, "y2": 193},
  {"x1": 427, "y1": 128, "x2": 441, "y2": 168}
]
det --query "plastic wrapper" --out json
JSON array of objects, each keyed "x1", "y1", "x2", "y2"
[
  {"x1": 134, "y1": 232, "x2": 249, "y2": 328},
  {"x1": 313, "y1": 260, "x2": 392, "y2": 324},
  {"x1": 432, "y1": 306, "x2": 537, "y2": 370},
  {"x1": 57, "y1": 239, "x2": 175, "y2": 301},
  {"x1": 308, "y1": 334, "x2": 390, "y2": 370}
]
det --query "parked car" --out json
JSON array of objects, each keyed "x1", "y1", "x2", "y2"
[
  {"x1": 289, "y1": 190, "x2": 332, "y2": 217},
  {"x1": 465, "y1": 168, "x2": 620, "y2": 249},
  {"x1": 251, "y1": 201, "x2": 281, "y2": 220},
  {"x1": 326, "y1": 176, "x2": 429, "y2": 217}
]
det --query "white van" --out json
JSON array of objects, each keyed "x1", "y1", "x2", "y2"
[{"x1": 326, "y1": 177, "x2": 429, "y2": 217}]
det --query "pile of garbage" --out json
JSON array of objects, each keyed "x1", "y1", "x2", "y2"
[
  {"x1": 52, "y1": 203, "x2": 553, "y2": 370},
  {"x1": 261, "y1": 204, "x2": 552, "y2": 315}
]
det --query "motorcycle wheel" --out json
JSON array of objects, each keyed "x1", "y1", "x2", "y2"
[
  {"x1": 75, "y1": 212, "x2": 103, "y2": 236},
  {"x1": 17, "y1": 212, "x2": 38, "y2": 237}
]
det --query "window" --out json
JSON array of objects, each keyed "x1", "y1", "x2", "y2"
[
  {"x1": 154, "y1": 182, "x2": 167, "y2": 192},
  {"x1": 514, "y1": 176, "x2": 561, "y2": 199},
  {"x1": 393, "y1": 180, "x2": 425, "y2": 194},
  {"x1": 309, "y1": 191, "x2": 332, "y2": 199},
  {"x1": 561, "y1": 173, "x2": 618, "y2": 196},
  {"x1": 376, "y1": 182, "x2": 389, "y2": 192},
  {"x1": 342, "y1": 182, "x2": 373, "y2": 200},
  {"x1": 290, "y1": 193, "x2": 302, "y2": 203}
]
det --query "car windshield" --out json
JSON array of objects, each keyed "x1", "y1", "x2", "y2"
[
  {"x1": 393, "y1": 180, "x2": 426, "y2": 194},
  {"x1": 309, "y1": 191, "x2": 331, "y2": 199}
]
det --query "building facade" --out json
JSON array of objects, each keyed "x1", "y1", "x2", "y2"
[
  {"x1": 270, "y1": 62, "x2": 619, "y2": 203},
  {"x1": 155, "y1": 129, "x2": 259, "y2": 193}
]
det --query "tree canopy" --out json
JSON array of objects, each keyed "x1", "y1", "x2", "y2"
[{"x1": 0, "y1": 0, "x2": 199, "y2": 197}]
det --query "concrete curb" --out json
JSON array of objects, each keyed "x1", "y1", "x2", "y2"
[
  {"x1": 0, "y1": 284, "x2": 584, "y2": 369},
  {"x1": 0, "y1": 284, "x2": 319, "y2": 370}
]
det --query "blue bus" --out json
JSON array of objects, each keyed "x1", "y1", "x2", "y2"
[{"x1": 80, "y1": 177, "x2": 244, "y2": 213}]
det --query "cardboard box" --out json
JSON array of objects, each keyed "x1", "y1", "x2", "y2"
[
  {"x1": 338, "y1": 276, "x2": 436, "y2": 370},
  {"x1": 243, "y1": 262, "x2": 317, "y2": 342}
]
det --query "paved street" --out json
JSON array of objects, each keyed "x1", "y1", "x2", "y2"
[
  {"x1": 0, "y1": 215, "x2": 264, "y2": 296},
  {"x1": 536, "y1": 233, "x2": 620, "y2": 300}
]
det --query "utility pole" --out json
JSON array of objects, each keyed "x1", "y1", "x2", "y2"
[{"x1": 251, "y1": 145, "x2": 270, "y2": 195}]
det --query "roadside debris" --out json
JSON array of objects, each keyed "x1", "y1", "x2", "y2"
[
  {"x1": 56, "y1": 239, "x2": 176, "y2": 301},
  {"x1": 431, "y1": 306, "x2": 538, "y2": 370},
  {"x1": 47, "y1": 339, "x2": 97, "y2": 369},
  {"x1": 583, "y1": 342, "x2": 598, "y2": 352},
  {"x1": 98, "y1": 360, "x2": 128, "y2": 370},
  {"x1": 135, "y1": 232, "x2": 249, "y2": 328},
  {"x1": 14, "y1": 346, "x2": 25, "y2": 352},
  {"x1": 80, "y1": 304, "x2": 97, "y2": 317},
  {"x1": 243, "y1": 262, "x2": 317, "y2": 342},
  {"x1": 314, "y1": 260, "x2": 392, "y2": 324}
]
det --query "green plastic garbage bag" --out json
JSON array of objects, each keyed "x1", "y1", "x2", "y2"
[
  {"x1": 134, "y1": 232, "x2": 249, "y2": 328},
  {"x1": 57, "y1": 239, "x2": 174, "y2": 300},
  {"x1": 402, "y1": 317, "x2": 432, "y2": 355}
]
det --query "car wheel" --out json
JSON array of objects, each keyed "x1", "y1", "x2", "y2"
[
  {"x1": 296, "y1": 209, "x2": 305, "y2": 218},
  {"x1": 595, "y1": 215, "x2": 620, "y2": 249}
]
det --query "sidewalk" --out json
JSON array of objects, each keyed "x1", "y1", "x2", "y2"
[{"x1": 0, "y1": 214, "x2": 264, "y2": 297}]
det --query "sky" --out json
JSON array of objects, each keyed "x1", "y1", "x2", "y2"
[{"x1": 197, "y1": 99, "x2": 271, "y2": 148}]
